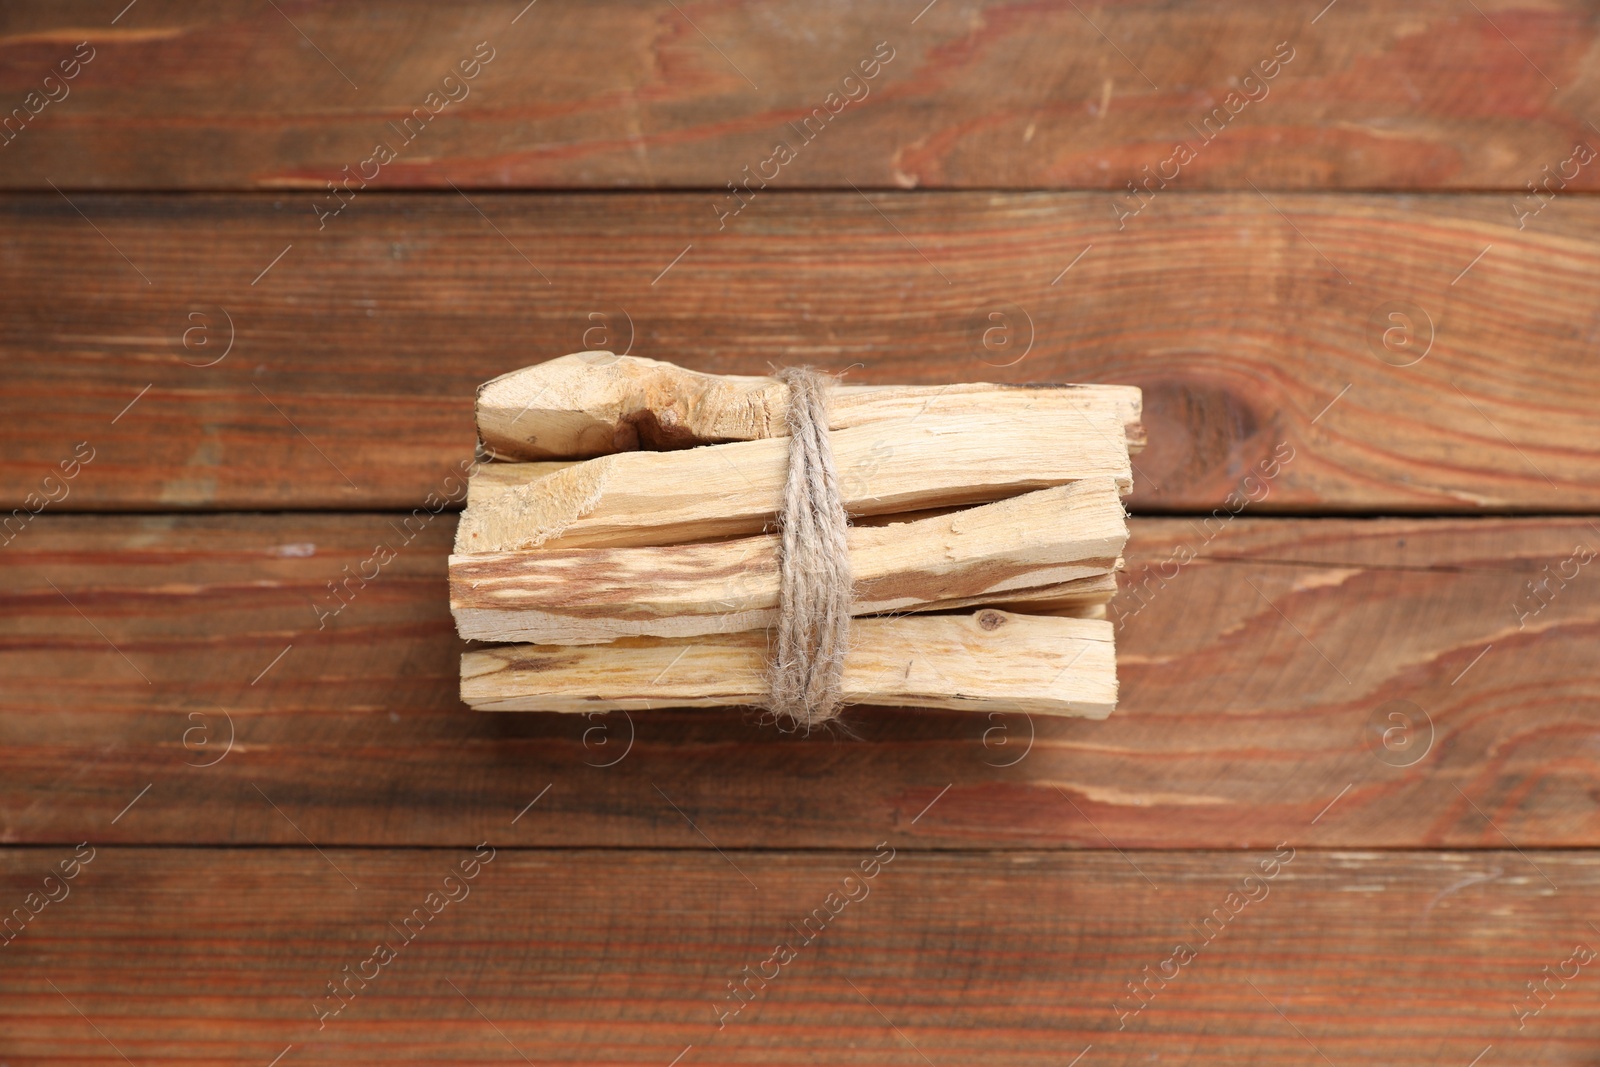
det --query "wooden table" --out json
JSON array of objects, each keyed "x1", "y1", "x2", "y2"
[{"x1": 3, "y1": 2, "x2": 1598, "y2": 1063}]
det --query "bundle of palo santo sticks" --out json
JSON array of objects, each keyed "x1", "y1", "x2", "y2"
[{"x1": 451, "y1": 353, "x2": 1141, "y2": 720}]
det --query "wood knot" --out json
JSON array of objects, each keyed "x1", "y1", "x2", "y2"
[{"x1": 977, "y1": 610, "x2": 1006, "y2": 631}]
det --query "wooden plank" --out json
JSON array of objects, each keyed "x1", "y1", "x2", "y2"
[
  {"x1": 3, "y1": 1, "x2": 1598, "y2": 191},
  {"x1": 3, "y1": 847, "x2": 1598, "y2": 1064},
  {"x1": 3, "y1": 191, "x2": 1599, "y2": 512},
  {"x1": 3, "y1": 512, "x2": 1598, "y2": 848}
]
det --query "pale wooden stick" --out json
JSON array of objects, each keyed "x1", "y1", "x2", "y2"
[
  {"x1": 454, "y1": 410, "x2": 1130, "y2": 553},
  {"x1": 467, "y1": 461, "x2": 573, "y2": 508},
  {"x1": 467, "y1": 464, "x2": 975, "y2": 525},
  {"x1": 461, "y1": 611, "x2": 1117, "y2": 717},
  {"x1": 451, "y1": 480, "x2": 1127, "y2": 643},
  {"x1": 477, "y1": 352, "x2": 1145, "y2": 460},
  {"x1": 933, "y1": 570, "x2": 1120, "y2": 615}
]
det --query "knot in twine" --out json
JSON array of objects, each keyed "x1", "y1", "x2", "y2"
[{"x1": 767, "y1": 367, "x2": 853, "y2": 731}]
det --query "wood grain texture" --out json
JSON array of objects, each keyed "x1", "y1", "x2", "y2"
[
  {"x1": 474, "y1": 353, "x2": 1145, "y2": 459},
  {"x1": 4, "y1": 512, "x2": 1597, "y2": 848},
  {"x1": 462, "y1": 611, "x2": 1120, "y2": 716},
  {"x1": 3, "y1": 191, "x2": 1598, "y2": 513},
  {"x1": 3, "y1": 847, "x2": 1598, "y2": 1065},
  {"x1": 454, "y1": 411, "x2": 1130, "y2": 551},
  {"x1": 3, "y1": 0, "x2": 1599, "y2": 191},
  {"x1": 450, "y1": 481, "x2": 1126, "y2": 643}
]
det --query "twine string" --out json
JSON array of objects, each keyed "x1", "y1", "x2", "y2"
[{"x1": 766, "y1": 367, "x2": 853, "y2": 729}]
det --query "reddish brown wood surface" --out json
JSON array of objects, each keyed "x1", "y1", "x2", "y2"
[
  {"x1": 4, "y1": 847, "x2": 1598, "y2": 1065},
  {"x1": 4, "y1": 513, "x2": 1595, "y2": 849},
  {"x1": 2, "y1": 1, "x2": 1598, "y2": 191},
  {"x1": 5, "y1": 5, "x2": 1599, "y2": 1058},
  {"x1": 4, "y1": 191, "x2": 1598, "y2": 513}
]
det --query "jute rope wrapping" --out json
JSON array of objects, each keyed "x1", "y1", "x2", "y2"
[{"x1": 766, "y1": 367, "x2": 853, "y2": 730}]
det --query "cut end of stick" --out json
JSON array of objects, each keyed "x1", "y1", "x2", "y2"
[
  {"x1": 455, "y1": 457, "x2": 615, "y2": 553},
  {"x1": 477, "y1": 352, "x2": 786, "y2": 460}
]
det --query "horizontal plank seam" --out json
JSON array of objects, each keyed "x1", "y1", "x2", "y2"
[
  {"x1": 11, "y1": 187, "x2": 1600, "y2": 198},
  {"x1": 3, "y1": 844, "x2": 1597, "y2": 855}
]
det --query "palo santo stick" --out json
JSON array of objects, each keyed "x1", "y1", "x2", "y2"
[
  {"x1": 450, "y1": 480, "x2": 1127, "y2": 643},
  {"x1": 460, "y1": 610, "x2": 1117, "y2": 717},
  {"x1": 935, "y1": 570, "x2": 1120, "y2": 615},
  {"x1": 468, "y1": 465, "x2": 966, "y2": 522},
  {"x1": 470, "y1": 467, "x2": 972, "y2": 526},
  {"x1": 477, "y1": 352, "x2": 1145, "y2": 460},
  {"x1": 467, "y1": 460, "x2": 574, "y2": 508},
  {"x1": 454, "y1": 410, "x2": 1130, "y2": 553}
]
